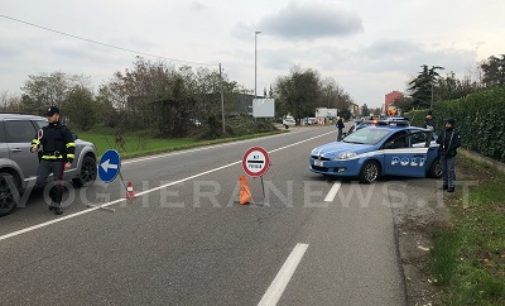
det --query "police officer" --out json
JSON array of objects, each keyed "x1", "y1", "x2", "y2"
[
  {"x1": 31, "y1": 106, "x2": 76, "y2": 215},
  {"x1": 423, "y1": 111, "x2": 435, "y2": 131},
  {"x1": 336, "y1": 116, "x2": 345, "y2": 141},
  {"x1": 436, "y1": 118, "x2": 461, "y2": 192}
]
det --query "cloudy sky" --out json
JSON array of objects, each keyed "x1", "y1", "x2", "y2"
[{"x1": 1, "y1": 0, "x2": 504, "y2": 107}]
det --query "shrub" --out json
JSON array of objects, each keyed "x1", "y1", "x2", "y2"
[{"x1": 407, "y1": 87, "x2": 505, "y2": 162}]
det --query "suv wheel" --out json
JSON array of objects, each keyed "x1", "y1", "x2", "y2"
[
  {"x1": 0, "y1": 173, "x2": 19, "y2": 217},
  {"x1": 72, "y1": 156, "x2": 97, "y2": 188}
]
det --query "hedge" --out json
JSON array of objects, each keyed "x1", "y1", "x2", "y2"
[{"x1": 407, "y1": 87, "x2": 505, "y2": 162}]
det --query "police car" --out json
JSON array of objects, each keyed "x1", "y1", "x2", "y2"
[{"x1": 309, "y1": 126, "x2": 442, "y2": 183}]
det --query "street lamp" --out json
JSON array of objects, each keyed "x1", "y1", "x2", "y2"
[{"x1": 255, "y1": 31, "x2": 261, "y2": 98}]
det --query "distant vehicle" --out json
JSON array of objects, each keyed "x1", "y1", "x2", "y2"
[
  {"x1": 310, "y1": 126, "x2": 442, "y2": 183},
  {"x1": 302, "y1": 117, "x2": 317, "y2": 125},
  {"x1": 282, "y1": 115, "x2": 296, "y2": 129},
  {"x1": 0, "y1": 114, "x2": 98, "y2": 217},
  {"x1": 189, "y1": 118, "x2": 202, "y2": 127}
]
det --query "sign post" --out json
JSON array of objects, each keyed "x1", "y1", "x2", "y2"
[
  {"x1": 242, "y1": 146, "x2": 271, "y2": 203},
  {"x1": 94, "y1": 149, "x2": 124, "y2": 212}
]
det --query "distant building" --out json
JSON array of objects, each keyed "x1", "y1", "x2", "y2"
[
  {"x1": 348, "y1": 103, "x2": 360, "y2": 117},
  {"x1": 385, "y1": 91, "x2": 403, "y2": 108}
]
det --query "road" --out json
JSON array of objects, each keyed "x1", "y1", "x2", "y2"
[{"x1": 0, "y1": 126, "x2": 408, "y2": 305}]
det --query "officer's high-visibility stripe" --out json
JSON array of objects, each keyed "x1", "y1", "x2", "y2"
[
  {"x1": 42, "y1": 155, "x2": 64, "y2": 160},
  {"x1": 66, "y1": 142, "x2": 76, "y2": 148},
  {"x1": 31, "y1": 139, "x2": 40, "y2": 145},
  {"x1": 66, "y1": 154, "x2": 75, "y2": 159}
]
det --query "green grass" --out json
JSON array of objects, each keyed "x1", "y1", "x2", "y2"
[
  {"x1": 431, "y1": 157, "x2": 505, "y2": 305},
  {"x1": 76, "y1": 129, "x2": 285, "y2": 159}
]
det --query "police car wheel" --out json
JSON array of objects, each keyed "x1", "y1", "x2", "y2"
[
  {"x1": 0, "y1": 173, "x2": 19, "y2": 217},
  {"x1": 359, "y1": 161, "x2": 380, "y2": 184},
  {"x1": 72, "y1": 156, "x2": 97, "y2": 188},
  {"x1": 428, "y1": 158, "x2": 443, "y2": 178}
]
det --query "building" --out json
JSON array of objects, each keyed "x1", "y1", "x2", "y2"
[
  {"x1": 348, "y1": 103, "x2": 360, "y2": 117},
  {"x1": 385, "y1": 91, "x2": 403, "y2": 108}
]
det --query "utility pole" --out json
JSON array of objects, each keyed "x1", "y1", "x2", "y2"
[
  {"x1": 431, "y1": 82, "x2": 434, "y2": 109},
  {"x1": 255, "y1": 31, "x2": 261, "y2": 98},
  {"x1": 219, "y1": 63, "x2": 226, "y2": 135}
]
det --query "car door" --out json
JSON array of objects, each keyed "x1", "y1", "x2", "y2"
[
  {"x1": 383, "y1": 130, "x2": 430, "y2": 177},
  {"x1": 4, "y1": 120, "x2": 39, "y2": 179},
  {"x1": 0, "y1": 121, "x2": 9, "y2": 160}
]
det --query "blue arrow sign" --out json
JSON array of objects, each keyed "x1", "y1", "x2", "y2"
[{"x1": 98, "y1": 149, "x2": 121, "y2": 183}]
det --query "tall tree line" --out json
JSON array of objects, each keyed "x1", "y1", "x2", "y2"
[
  {"x1": 274, "y1": 67, "x2": 354, "y2": 119},
  {"x1": 404, "y1": 53, "x2": 503, "y2": 110}
]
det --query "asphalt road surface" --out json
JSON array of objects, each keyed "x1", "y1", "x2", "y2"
[{"x1": 0, "y1": 126, "x2": 409, "y2": 305}]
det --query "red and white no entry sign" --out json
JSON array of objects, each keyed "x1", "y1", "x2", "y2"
[{"x1": 242, "y1": 146, "x2": 270, "y2": 177}]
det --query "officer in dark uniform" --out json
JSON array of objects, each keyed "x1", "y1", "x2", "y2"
[
  {"x1": 31, "y1": 106, "x2": 76, "y2": 215},
  {"x1": 436, "y1": 118, "x2": 461, "y2": 192}
]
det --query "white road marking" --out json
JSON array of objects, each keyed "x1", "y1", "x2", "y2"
[
  {"x1": 324, "y1": 182, "x2": 342, "y2": 202},
  {"x1": 258, "y1": 243, "x2": 309, "y2": 306},
  {"x1": 0, "y1": 131, "x2": 335, "y2": 243}
]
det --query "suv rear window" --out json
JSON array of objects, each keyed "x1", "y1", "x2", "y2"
[{"x1": 4, "y1": 120, "x2": 36, "y2": 143}]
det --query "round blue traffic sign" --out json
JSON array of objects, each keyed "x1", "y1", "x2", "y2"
[{"x1": 98, "y1": 149, "x2": 121, "y2": 183}]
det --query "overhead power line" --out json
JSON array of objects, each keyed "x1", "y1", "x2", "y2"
[{"x1": 0, "y1": 14, "x2": 215, "y2": 67}]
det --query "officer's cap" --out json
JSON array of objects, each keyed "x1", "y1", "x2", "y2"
[{"x1": 46, "y1": 106, "x2": 60, "y2": 116}]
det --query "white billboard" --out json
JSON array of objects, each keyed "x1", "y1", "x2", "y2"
[{"x1": 253, "y1": 98, "x2": 275, "y2": 118}]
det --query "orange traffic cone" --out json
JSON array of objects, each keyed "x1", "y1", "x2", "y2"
[
  {"x1": 239, "y1": 175, "x2": 252, "y2": 205},
  {"x1": 126, "y1": 181, "x2": 136, "y2": 200}
]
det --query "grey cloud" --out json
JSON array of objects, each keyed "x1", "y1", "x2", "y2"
[
  {"x1": 257, "y1": 1, "x2": 363, "y2": 40},
  {"x1": 357, "y1": 40, "x2": 477, "y2": 75},
  {"x1": 190, "y1": 1, "x2": 207, "y2": 12}
]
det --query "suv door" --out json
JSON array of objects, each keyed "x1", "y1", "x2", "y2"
[
  {"x1": 4, "y1": 120, "x2": 39, "y2": 179},
  {"x1": 383, "y1": 130, "x2": 430, "y2": 177},
  {"x1": 0, "y1": 121, "x2": 9, "y2": 159}
]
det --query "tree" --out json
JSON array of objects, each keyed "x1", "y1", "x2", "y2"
[
  {"x1": 274, "y1": 67, "x2": 322, "y2": 119},
  {"x1": 268, "y1": 85, "x2": 274, "y2": 98},
  {"x1": 361, "y1": 104, "x2": 370, "y2": 117},
  {"x1": 338, "y1": 109, "x2": 352, "y2": 120},
  {"x1": 481, "y1": 54, "x2": 505, "y2": 87},
  {"x1": 436, "y1": 71, "x2": 478, "y2": 101},
  {"x1": 393, "y1": 95, "x2": 413, "y2": 113},
  {"x1": 0, "y1": 91, "x2": 21, "y2": 112},
  {"x1": 20, "y1": 72, "x2": 86, "y2": 114},
  {"x1": 274, "y1": 69, "x2": 354, "y2": 119},
  {"x1": 65, "y1": 86, "x2": 97, "y2": 131},
  {"x1": 408, "y1": 65, "x2": 444, "y2": 108}
]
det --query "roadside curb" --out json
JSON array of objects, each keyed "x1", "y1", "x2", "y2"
[{"x1": 459, "y1": 148, "x2": 505, "y2": 174}]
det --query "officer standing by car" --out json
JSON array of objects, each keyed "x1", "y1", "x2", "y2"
[
  {"x1": 436, "y1": 118, "x2": 461, "y2": 192},
  {"x1": 336, "y1": 116, "x2": 345, "y2": 141},
  {"x1": 423, "y1": 111, "x2": 435, "y2": 131},
  {"x1": 31, "y1": 106, "x2": 76, "y2": 215}
]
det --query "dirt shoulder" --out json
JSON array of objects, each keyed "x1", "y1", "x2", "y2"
[
  {"x1": 391, "y1": 157, "x2": 498, "y2": 305},
  {"x1": 390, "y1": 155, "x2": 505, "y2": 305}
]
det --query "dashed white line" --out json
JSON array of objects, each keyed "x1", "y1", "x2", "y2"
[
  {"x1": 258, "y1": 243, "x2": 309, "y2": 306},
  {"x1": 0, "y1": 131, "x2": 335, "y2": 243},
  {"x1": 324, "y1": 182, "x2": 342, "y2": 202}
]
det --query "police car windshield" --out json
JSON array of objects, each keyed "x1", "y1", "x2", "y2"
[{"x1": 343, "y1": 128, "x2": 391, "y2": 145}]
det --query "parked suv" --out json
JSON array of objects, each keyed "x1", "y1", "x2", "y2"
[{"x1": 0, "y1": 114, "x2": 98, "y2": 216}]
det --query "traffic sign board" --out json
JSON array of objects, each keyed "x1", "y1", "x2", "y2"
[
  {"x1": 98, "y1": 149, "x2": 121, "y2": 183},
  {"x1": 242, "y1": 147, "x2": 270, "y2": 177}
]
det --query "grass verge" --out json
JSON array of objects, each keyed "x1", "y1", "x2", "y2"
[
  {"x1": 431, "y1": 156, "x2": 505, "y2": 305},
  {"x1": 76, "y1": 129, "x2": 287, "y2": 159}
]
